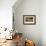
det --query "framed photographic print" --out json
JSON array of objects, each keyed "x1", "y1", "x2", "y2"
[{"x1": 23, "y1": 15, "x2": 36, "y2": 25}]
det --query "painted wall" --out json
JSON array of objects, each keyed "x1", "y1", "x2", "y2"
[
  {"x1": 13, "y1": 0, "x2": 41, "y2": 46},
  {"x1": 41, "y1": 0, "x2": 46, "y2": 46},
  {"x1": 0, "y1": 0, "x2": 16, "y2": 29},
  {"x1": 0, "y1": 0, "x2": 46, "y2": 46}
]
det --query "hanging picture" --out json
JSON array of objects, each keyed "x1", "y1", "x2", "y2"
[{"x1": 23, "y1": 15, "x2": 36, "y2": 25}]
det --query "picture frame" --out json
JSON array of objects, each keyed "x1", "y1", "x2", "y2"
[{"x1": 23, "y1": 15, "x2": 36, "y2": 25}]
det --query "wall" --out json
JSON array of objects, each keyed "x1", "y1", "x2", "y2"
[
  {"x1": 13, "y1": 0, "x2": 41, "y2": 46},
  {"x1": 41, "y1": 0, "x2": 46, "y2": 46},
  {"x1": 0, "y1": 0, "x2": 46, "y2": 46},
  {"x1": 0, "y1": 0, "x2": 16, "y2": 30}
]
